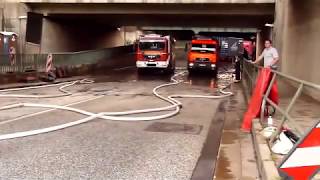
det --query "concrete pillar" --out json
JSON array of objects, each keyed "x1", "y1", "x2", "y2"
[
  {"x1": 275, "y1": 0, "x2": 320, "y2": 100},
  {"x1": 0, "y1": 1, "x2": 29, "y2": 54},
  {"x1": 273, "y1": 0, "x2": 289, "y2": 70},
  {"x1": 41, "y1": 18, "x2": 72, "y2": 53},
  {"x1": 0, "y1": 0, "x2": 4, "y2": 31},
  {"x1": 256, "y1": 31, "x2": 263, "y2": 59}
]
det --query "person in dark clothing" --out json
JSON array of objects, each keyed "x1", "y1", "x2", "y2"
[
  {"x1": 243, "y1": 49, "x2": 249, "y2": 60},
  {"x1": 252, "y1": 41, "x2": 256, "y2": 61}
]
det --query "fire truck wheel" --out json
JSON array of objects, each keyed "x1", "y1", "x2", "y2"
[
  {"x1": 165, "y1": 65, "x2": 175, "y2": 74},
  {"x1": 137, "y1": 68, "x2": 145, "y2": 75}
]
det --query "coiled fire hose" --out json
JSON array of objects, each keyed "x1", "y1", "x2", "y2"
[{"x1": 0, "y1": 71, "x2": 233, "y2": 140}]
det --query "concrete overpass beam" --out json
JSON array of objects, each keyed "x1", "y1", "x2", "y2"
[
  {"x1": 22, "y1": 0, "x2": 275, "y2": 3},
  {"x1": 26, "y1": 3, "x2": 274, "y2": 16}
]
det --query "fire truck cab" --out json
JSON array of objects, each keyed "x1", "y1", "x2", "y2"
[
  {"x1": 187, "y1": 36, "x2": 219, "y2": 75},
  {"x1": 136, "y1": 34, "x2": 175, "y2": 73}
]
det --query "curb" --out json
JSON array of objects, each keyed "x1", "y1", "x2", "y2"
[
  {"x1": 0, "y1": 76, "x2": 86, "y2": 90},
  {"x1": 252, "y1": 120, "x2": 281, "y2": 180},
  {"x1": 241, "y1": 80, "x2": 281, "y2": 180}
]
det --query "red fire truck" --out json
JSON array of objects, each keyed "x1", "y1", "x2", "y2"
[
  {"x1": 136, "y1": 34, "x2": 175, "y2": 74},
  {"x1": 187, "y1": 36, "x2": 220, "y2": 76}
]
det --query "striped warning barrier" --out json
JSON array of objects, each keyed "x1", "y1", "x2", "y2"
[
  {"x1": 46, "y1": 53, "x2": 53, "y2": 73},
  {"x1": 279, "y1": 120, "x2": 320, "y2": 179}
]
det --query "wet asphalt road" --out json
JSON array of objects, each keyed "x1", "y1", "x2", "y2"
[{"x1": 0, "y1": 49, "x2": 235, "y2": 180}]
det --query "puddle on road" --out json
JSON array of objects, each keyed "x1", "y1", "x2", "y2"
[
  {"x1": 214, "y1": 148, "x2": 235, "y2": 180},
  {"x1": 221, "y1": 131, "x2": 238, "y2": 144},
  {"x1": 145, "y1": 122, "x2": 203, "y2": 135},
  {"x1": 92, "y1": 68, "x2": 172, "y2": 83},
  {"x1": 85, "y1": 62, "x2": 235, "y2": 97},
  {"x1": 77, "y1": 86, "x2": 91, "y2": 92},
  {"x1": 185, "y1": 73, "x2": 218, "y2": 89},
  {"x1": 183, "y1": 64, "x2": 235, "y2": 91}
]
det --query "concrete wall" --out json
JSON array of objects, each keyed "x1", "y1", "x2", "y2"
[
  {"x1": 1, "y1": 1, "x2": 137, "y2": 53},
  {"x1": 274, "y1": 0, "x2": 320, "y2": 100},
  {"x1": 26, "y1": 18, "x2": 88, "y2": 53},
  {"x1": 41, "y1": 18, "x2": 74, "y2": 53},
  {"x1": 95, "y1": 26, "x2": 142, "y2": 48},
  {"x1": 21, "y1": 0, "x2": 275, "y2": 3},
  {"x1": 33, "y1": 18, "x2": 130, "y2": 53},
  {"x1": 94, "y1": 27, "x2": 126, "y2": 49},
  {"x1": 2, "y1": 2, "x2": 20, "y2": 33}
]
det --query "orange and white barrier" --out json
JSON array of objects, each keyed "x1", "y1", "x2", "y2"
[
  {"x1": 46, "y1": 53, "x2": 53, "y2": 73},
  {"x1": 279, "y1": 121, "x2": 320, "y2": 179}
]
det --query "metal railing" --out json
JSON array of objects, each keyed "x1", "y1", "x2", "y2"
[
  {"x1": 0, "y1": 54, "x2": 46, "y2": 73},
  {"x1": 0, "y1": 45, "x2": 133, "y2": 74},
  {"x1": 242, "y1": 59, "x2": 320, "y2": 144}
]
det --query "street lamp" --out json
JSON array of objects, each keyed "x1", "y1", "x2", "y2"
[{"x1": 265, "y1": 23, "x2": 274, "y2": 27}]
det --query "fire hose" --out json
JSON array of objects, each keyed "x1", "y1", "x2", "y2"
[
  {"x1": 0, "y1": 71, "x2": 233, "y2": 140},
  {"x1": 0, "y1": 79, "x2": 94, "y2": 98}
]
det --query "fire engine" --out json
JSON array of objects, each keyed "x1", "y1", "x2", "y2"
[
  {"x1": 187, "y1": 36, "x2": 219, "y2": 76},
  {"x1": 136, "y1": 34, "x2": 175, "y2": 74}
]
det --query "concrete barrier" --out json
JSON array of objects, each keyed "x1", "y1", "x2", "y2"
[{"x1": 0, "y1": 45, "x2": 134, "y2": 84}]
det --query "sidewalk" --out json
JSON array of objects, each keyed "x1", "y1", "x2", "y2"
[
  {"x1": 243, "y1": 77, "x2": 320, "y2": 179},
  {"x1": 214, "y1": 83, "x2": 259, "y2": 180}
]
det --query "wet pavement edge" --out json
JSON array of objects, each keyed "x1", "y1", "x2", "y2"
[{"x1": 191, "y1": 100, "x2": 227, "y2": 180}]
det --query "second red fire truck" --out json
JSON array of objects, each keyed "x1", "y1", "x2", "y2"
[{"x1": 135, "y1": 34, "x2": 175, "y2": 74}]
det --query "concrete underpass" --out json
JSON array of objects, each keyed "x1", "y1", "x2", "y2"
[{"x1": 0, "y1": 0, "x2": 320, "y2": 179}]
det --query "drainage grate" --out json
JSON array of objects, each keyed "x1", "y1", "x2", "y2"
[{"x1": 145, "y1": 122, "x2": 203, "y2": 135}]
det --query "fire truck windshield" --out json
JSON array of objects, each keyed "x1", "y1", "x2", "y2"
[
  {"x1": 139, "y1": 41, "x2": 165, "y2": 51},
  {"x1": 191, "y1": 44, "x2": 216, "y2": 53}
]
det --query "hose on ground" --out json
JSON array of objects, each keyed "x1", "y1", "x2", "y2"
[
  {"x1": 0, "y1": 79, "x2": 94, "y2": 98},
  {"x1": 0, "y1": 71, "x2": 233, "y2": 140}
]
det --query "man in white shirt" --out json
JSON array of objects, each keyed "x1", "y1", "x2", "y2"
[{"x1": 252, "y1": 40, "x2": 279, "y2": 68}]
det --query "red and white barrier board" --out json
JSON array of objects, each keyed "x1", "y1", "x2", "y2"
[
  {"x1": 46, "y1": 53, "x2": 53, "y2": 73},
  {"x1": 279, "y1": 121, "x2": 320, "y2": 179}
]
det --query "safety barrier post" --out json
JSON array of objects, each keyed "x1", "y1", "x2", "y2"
[
  {"x1": 269, "y1": 83, "x2": 304, "y2": 144},
  {"x1": 260, "y1": 73, "x2": 277, "y2": 124}
]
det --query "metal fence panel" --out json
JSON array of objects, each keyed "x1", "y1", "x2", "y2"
[{"x1": 242, "y1": 59, "x2": 320, "y2": 145}]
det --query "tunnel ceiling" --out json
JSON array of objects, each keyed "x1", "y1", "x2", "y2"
[
  {"x1": 50, "y1": 14, "x2": 273, "y2": 27},
  {"x1": 48, "y1": 14, "x2": 273, "y2": 28},
  {"x1": 28, "y1": 3, "x2": 274, "y2": 28}
]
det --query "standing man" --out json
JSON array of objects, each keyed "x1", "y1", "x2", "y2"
[{"x1": 252, "y1": 40, "x2": 279, "y2": 68}]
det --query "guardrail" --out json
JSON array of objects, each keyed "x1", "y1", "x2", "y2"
[
  {"x1": 0, "y1": 45, "x2": 133, "y2": 74},
  {"x1": 242, "y1": 59, "x2": 320, "y2": 144}
]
